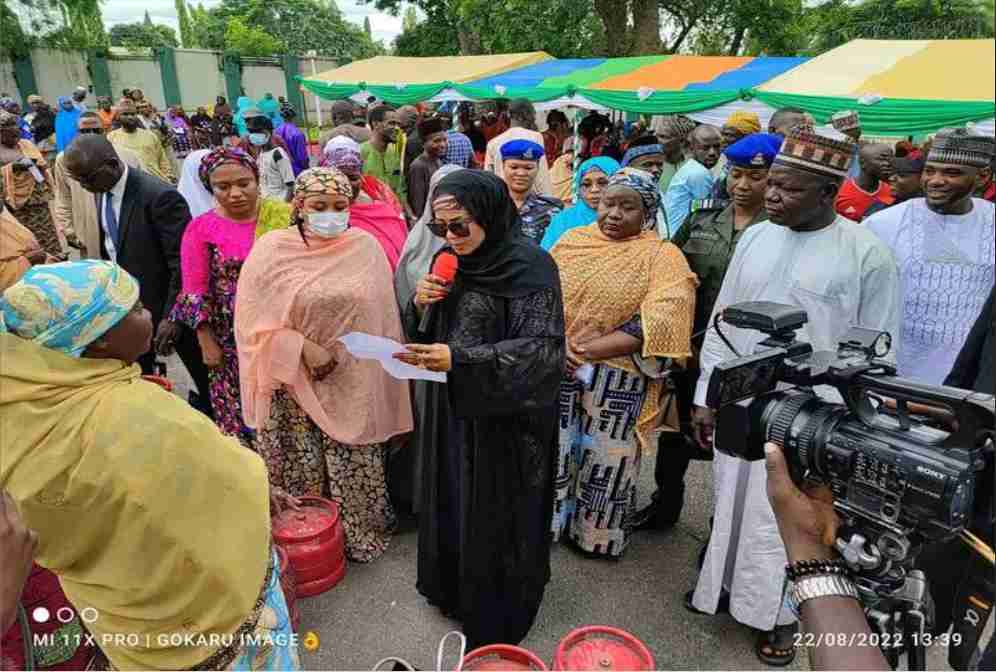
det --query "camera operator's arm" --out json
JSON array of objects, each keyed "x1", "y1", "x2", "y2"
[{"x1": 765, "y1": 443, "x2": 889, "y2": 672}]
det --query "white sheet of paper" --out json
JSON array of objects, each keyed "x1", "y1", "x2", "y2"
[{"x1": 338, "y1": 332, "x2": 446, "y2": 383}]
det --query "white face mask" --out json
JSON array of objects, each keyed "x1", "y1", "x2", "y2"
[
  {"x1": 306, "y1": 210, "x2": 349, "y2": 238},
  {"x1": 248, "y1": 132, "x2": 269, "y2": 147}
]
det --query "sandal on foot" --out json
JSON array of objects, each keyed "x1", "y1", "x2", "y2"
[{"x1": 755, "y1": 624, "x2": 797, "y2": 667}]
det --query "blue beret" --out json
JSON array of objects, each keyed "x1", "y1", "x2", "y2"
[
  {"x1": 723, "y1": 133, "x2": 782, "y2": 169},
  {"x1": 500, "y1": 139, "x2": 545, "y2": 161}
]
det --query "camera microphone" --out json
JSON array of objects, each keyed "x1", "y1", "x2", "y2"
[{"x1": 418, "y1": 251, "x2": 458, "y2": 335}]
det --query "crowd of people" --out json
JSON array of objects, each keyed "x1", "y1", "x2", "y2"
[{"x1": 1, "y1": 86, "x2": 994, "y2": 671}]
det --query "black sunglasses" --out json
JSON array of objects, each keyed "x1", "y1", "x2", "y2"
[{"x1": 430, "y1": 219, "x2": 472, "y2": 238}]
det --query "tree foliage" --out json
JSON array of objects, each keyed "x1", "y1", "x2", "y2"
[
  {"x1": 377, "y1": 0, "x2": 604, "y2": 57},
  {"x1": 109, "y1": 20, "x2": 180, "y2": 49},
  {"x1": 367, "y1": 0, "x2": 992, "y2": 58},
  {"x1": 175, "y1": 0, "x2": 192, "y2": 47},
  {"x1": 223, "y1": 16, "x2": 285, "y2": 55},
  {"x1": 183, "y1": 0, "x2": 384, "y2": 58},
  {"x1": 1, "y1": 0, "x2": 108, "y2": 52}
]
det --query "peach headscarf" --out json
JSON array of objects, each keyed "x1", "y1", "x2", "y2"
[{"x1": 234, "y1": 168, "x2": 413, "y2": 445}]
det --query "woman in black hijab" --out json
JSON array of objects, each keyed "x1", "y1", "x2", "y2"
[{"x1": 395, "y1": 170, "x2": 565, "y2": 648}]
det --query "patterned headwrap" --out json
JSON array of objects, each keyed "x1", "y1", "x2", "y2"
[
  {"x1": 198, "y1": 147, "x2": 259, "y2": 192},
  {"x1": 0, "y1": 260, "x2": 140, "y2": 357},
  {"x1": 280, "y1": 100, "x2": 296, "y2": 118},
  {"x1": 320, "y1": 145, "x2": 363, "y2": 173},
  {"x1": 607, "y1": 168, "x2": 660, "y2": 230},
  {"x1": 0, "y1": 110, "x2": 17, "y2": 129},
  {"x1": 0, "y1": 97, "x2": 16, "y2": 113},
  {"x1": 723, "y1": 111, "x2": 762, "y2": 135},
  {"x1": 621, "y1": 143, "x2": 665, "y2": 167},
  {"x1": 291, "y1": 167, "x2": 353, "y2": 225}
]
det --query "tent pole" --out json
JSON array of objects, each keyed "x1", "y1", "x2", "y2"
[{"x1": 312, "y1": 58, "x2": 323, "y2": 128}]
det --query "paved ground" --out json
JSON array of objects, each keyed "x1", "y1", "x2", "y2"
[{"x1": 164, "y1": 354, "x2": 960, "y2": 670}]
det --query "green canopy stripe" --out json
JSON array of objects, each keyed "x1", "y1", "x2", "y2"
[
  {"x1": 295, "y1": 75, "x2": 996, "y2": 136},
  {"x1": 579, "y1": 89, "x2": 740, "y2": 114},
  {"x1": 537, "y1": 55, "x2": 669, "y2": 88},
  {"x1": 752, "y1": 91, "x2": 996, "y2": 136}
]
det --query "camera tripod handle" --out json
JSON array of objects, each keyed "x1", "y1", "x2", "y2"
[{"x1": 836, "y1": 532, "x2": 882, "y2": 571}]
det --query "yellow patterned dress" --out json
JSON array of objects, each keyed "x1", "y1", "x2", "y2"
[{"x1": 549, "y1": 223, "x2": 697, "y2": 557}]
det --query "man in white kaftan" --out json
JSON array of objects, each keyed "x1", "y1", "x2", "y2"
[
  {"x1": 689, "y1": 128, "x2": 901, "y2": 653},
  {"x1": 865, "y1": 127, "x2": 995, "y2": 386}
]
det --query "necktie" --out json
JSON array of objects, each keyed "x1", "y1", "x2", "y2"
[{"x1": 104, "y1": 194, "x2": 119, "y2": 248}]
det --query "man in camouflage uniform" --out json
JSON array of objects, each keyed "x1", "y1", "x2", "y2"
[{"x1": 636, "y1": 133, "x2": 782, "y2": 531}]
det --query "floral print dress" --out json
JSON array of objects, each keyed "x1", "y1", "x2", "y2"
[{"x1": 170, "y1": 200, "x2": 290, "y2": 445}]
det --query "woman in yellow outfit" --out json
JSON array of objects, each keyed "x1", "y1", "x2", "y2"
[{"x1": 0, "y1": 260, "x2": 299, "y2": 671}]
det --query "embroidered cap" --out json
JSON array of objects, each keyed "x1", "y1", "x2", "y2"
[
  {"x1": 774, "y1": 128, "x2": 856, "y2": 179},
  {"x1": 830, "y1": 110, "x2": 861, "y2": 133},
  {"x1": 927, "y1": 127, "x2": 995, "y2": 169},
  {"x1": 500, "y1": 139, "x2": 545, "y2": 162}
]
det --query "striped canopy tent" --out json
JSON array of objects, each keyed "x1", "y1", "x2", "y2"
[
  {"x1": 749, "y1": 39, "x2": 996, "y2": 136},
  {"x1": 464, "y1": 55, "x2": 807, "y2": 112},
  {"x1": 298, "y1": 52, "x2": 554, "y2": 105},
  {"x1": 296, "y1": 41, "x2": 996, "y2": 136}
]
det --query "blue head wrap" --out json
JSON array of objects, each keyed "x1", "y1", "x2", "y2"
[
  {"x1": 54, "y1": 96, "x2": 82, "y2": 152},
  {"x1": 540, "y1": 156, "x2": 621, "y2": 251},
  {"x1": 0, "y1": 260, "x2": 140, "y2": 357}
]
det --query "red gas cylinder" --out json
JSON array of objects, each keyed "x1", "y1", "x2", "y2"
[
  {"x1": 551, "y1": 626, "x2": 655, "y2": 671},
  {"x1": 461, "y1": 645, "x2": 548, "y2": 671},
  {"x1": 275, "y1": 545, "x2": 300, "y2": 633},
  {"x1": 1, "y1": 564, "x2": 96, "y2": 671},
  {"x1": 272, "y1": 496, "x2": 346, "y2": 597}
]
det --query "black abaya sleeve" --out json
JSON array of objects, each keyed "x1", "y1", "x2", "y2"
[{"x1": 447, "y1": 286, "x2": 565, "y2": 418}]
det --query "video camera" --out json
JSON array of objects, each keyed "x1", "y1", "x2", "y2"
[{"x1": 704, "y1": 301, "x2": 995, "y2": 669}]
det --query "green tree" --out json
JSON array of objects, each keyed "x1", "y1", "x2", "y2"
[
  {"x1": 805, "y1": 0, "x2": 992, "y2": 53},
  {"x1": 188, "y1": 0, "x2": 384, "y2": 58},
  {"x1": 401, "y1": 4, "x2": 417, "y2": 31},
  {"x1": 175, "y1": 0, "x2": 192, "y2": 47},
  {"x1": 363, "y1": 15, "x2": 372, "y2": 37},
  {"x1": 224, "y1": 15, "x2": 285, "y2": 55},
  {"x1": 18, "y1": 0, "x2": 109, "y2": 49},
  {"x1": 382, "y1": 0, "x2": 605, "y2": 56},
  {"x1": 109, "y1": 20, "x2": 180, "y2": 48}
]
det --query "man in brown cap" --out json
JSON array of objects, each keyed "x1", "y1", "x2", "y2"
[
  {"x1": 866, "y1": 126, "x2": 994, "y2": 385},
  {"x1": 688, "y1": 127, "x2": 900, "y2": 667}
]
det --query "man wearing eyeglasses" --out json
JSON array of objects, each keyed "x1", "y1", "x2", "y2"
[{"x1": 52, "y1": 112, "x2": 139, "y2": 258}]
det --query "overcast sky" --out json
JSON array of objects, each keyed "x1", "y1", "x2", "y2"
[{"x1": 100, "y1": 0, "x2": 404, "y2": 45}]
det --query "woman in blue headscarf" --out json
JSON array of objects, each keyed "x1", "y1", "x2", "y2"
[
  {"x1": 54, "y1": 96, "x2": 82, "y2": 152},
  {"x1": 257, "y1": 94, "x2": 284, "y2": 128},
  {"x1": 233, "y1": 96, "x2": 255, "y2": 138},
  {"x1": 539, "y1": 156, "x2": 620, "y2": 251}
]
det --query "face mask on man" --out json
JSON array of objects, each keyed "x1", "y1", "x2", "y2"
[
  {"x1": 306, "y1": 210, "x2": 349, "y2": 238},
  {"x1": 248, "y1": 132, "x2": 269, "y2": 147}
]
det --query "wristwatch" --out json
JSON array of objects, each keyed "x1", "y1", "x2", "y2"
[{"x1": 789, "y1": 573, "x2": 861, "y2": 617}]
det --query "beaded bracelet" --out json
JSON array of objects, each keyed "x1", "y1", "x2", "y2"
[{"x1": 786, "y1": 558, "x2": 851, "y2": 581}]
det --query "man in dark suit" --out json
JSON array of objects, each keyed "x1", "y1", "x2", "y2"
[{"x1": 63, "y1": 135, "x2": 211, "y2": 415}]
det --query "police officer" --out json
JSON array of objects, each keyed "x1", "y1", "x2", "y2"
[
  {"x1": 499, "y1": 139, "x2": 563, "y2": 243},
  {"x1": 635, "y1": 133, "x2": 782, "y2": 531}
]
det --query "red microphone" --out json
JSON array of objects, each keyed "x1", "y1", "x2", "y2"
[{"x1": 419, "y1": 251, "x2": 458, "y2": 334}]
